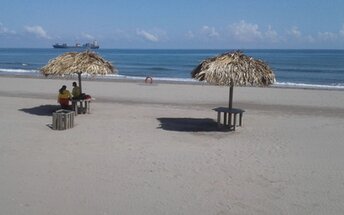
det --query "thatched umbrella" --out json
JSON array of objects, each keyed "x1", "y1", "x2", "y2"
[
  {"x1": 191, "y1": 51, "x2": 275, "y2": 109},
  {"x1": 41, "y1": 51, "x2": 117, "y2": 94}
]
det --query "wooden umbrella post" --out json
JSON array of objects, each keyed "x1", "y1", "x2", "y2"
[
  {"x1": 229, "y1": 85, "x2": 233, "y2": 109},
  {"x1": 226, "y1": 85, "x2": 234, "y2": 127},
  {"x1": 78, "y1": 72, "x2": 82, "y2": 95}
]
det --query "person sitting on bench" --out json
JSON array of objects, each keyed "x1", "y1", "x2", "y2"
[
  {"x1": 58, "y1": 85, "x2": 72, "y2": 109},
  {"x1": 71, "y1": 82, "x2": 81, "y2": 99}
]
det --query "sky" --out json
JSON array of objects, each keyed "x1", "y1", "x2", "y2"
[{"x1": 1, "y1": 0, "x2": 344, "y2": 49}]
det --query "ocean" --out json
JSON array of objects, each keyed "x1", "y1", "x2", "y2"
[{"x1": 0, "y1": 48, "x2": 344, "y2": 89}]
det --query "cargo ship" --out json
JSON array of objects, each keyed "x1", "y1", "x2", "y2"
[{"x1": 53, "y1": 41, "x2": 99, "y2": 49}]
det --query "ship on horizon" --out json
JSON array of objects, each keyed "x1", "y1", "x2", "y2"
[{"x1": 53, "y1": 40, "x2": 99, "y2": 49}]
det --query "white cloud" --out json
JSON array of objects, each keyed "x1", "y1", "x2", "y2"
[
  {"x1": 264, "y1": 25, "x2": 279, "y2": 43},
  {"x1": 229, "y1": 20, "x2": 262, "y2": 42},
  {"x1": 287, "y1": 26, "x2": 302, "y2": 39},
  {"x1": 286, "y1": 26, "x2": 316, "y2": 43},
  {"x1": 81, "y1": 32, "x2": 95, "y2": 40},
  {"x1": 186, "y1": 30, "x2": 195, "y2": 39},
  {"x1": 179, "y1": 22, "x2": 344, "y2": 47},
  {"x1": 110, "y1": 29, "x2": 132, "y2": 41},
  {"x1": 136, "y1": 29, "x2": 159, "y2": 42},
  {"x1": 201, "y1": 26, "x2": 219, "y2": 38},
  {"x1": 0, "y1": 22, "x2": 16, "y2": 35},
  {"x1": 339, "y1": 25, "x2": 344, "y2": 38},
  {"x1": 25, "y1": 25, "x2": 51, "y2": 39},
  {"x1": 316, "y1": 24, "x2": 344, "y2": 42},
  {"x1": 318, "y1": 32, "x2": 337, "y2": 41},
  {"x1": 305, "y1": 35, "x2": 316, "y2": 43}
]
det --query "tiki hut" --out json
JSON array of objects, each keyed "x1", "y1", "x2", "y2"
[
  {"x1": 41, "y1": 51, "x2": 117, "y2": 94},
  {"x1": 191, "y1": 51, "x2": 275, "y2": 109}
]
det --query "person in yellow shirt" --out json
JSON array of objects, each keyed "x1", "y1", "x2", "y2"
[
  {"x1": 57, "y1": 85, "x2": 72, "y2": 109},
  {"x1": 72, "y1": 82, "x2": 81, "y2": 99}
]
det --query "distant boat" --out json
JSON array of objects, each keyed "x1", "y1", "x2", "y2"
[{"x1": 53, "y1": 41, "x2": 99, "y2": 49}]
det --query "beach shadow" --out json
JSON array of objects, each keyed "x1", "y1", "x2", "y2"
[
  {"x1": 157, "y1": 117, "x2": 229, "y2": 132},
  {"x1": 19, "y1": 104, "x2": 61, "y2": 116}
]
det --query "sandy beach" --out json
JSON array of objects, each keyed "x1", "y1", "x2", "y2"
[{"x1": 0, "y1": 76, "x2": 344, "y2": 215}]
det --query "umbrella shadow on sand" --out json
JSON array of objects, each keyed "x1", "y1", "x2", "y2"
[
  {"x1": 157, "y1": 117, "x2": 229, "y2": 132},
  {"x1": 19, "y1": 104, "x2": 61, "y2": 116}
]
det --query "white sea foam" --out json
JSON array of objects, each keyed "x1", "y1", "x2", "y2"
[
  {"x1": 274, "y1": 81, "x2": 344, "y2": 90},
  {"x1": 0, "y1": 68, "x2": 38, "y2": 73}
]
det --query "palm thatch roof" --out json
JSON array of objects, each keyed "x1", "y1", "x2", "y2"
[
  {"x1": 191, "y1": 51, "x2": 275, "y2": 87},
  {"x1": 41, "y1": 51, "x2": 117, "y2": 76}
]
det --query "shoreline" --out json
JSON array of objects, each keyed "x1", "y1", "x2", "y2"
[
  {"x1": 1, "y1": 72, "x2": 344, "y2": 92},
  {"x1": 1, "y1": 75, "x2": 344, "y2": 114}
]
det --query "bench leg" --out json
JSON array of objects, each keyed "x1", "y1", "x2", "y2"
[
  {"x1": 86, "y1": 101, "x2": 88, "y2": 114},
  {"x1": 232, "y1": 113, "x2": 237, "y2": 131},
  {"x1": 239, "y1": 113, "x2": 243, "y2": 126},
  {"x1": 85, "y1": 101, "x2": 90, "y2": 114},
  {"x1": 79, "y1": 101, "x2": 84, "y2": 114},
  {"x1": 223, "y1": 112, "x2": 227, "y2": 126},
  {"x1": 228, "y1": 113, "x2": 233, "y2": 129},
  {"x1": 72, "y1": 101, "x2": 78, "y2": 116},
  {"x1": 217, "y1": 112, "x2": 221, "y2": 127}
]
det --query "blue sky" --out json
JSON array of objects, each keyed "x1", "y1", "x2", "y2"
[{"x1": 1, "y1": 0, "x2": 344, "y2": 49}]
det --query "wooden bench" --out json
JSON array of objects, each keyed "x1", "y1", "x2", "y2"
[
  {"x1": 213, "y1": 107, "x2": 245, "y2": 131},
  {"x1": 71, "y1": 99, "x2": 91, "y2": 116}
]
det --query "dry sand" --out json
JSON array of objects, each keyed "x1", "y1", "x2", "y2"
[{"x1": 0, "y1": 76, "x2": 344, "y2": 215}]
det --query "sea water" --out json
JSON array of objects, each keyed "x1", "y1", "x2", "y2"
[{"x1": 0, "y1": 48, "x2": 343, "y2": 89}]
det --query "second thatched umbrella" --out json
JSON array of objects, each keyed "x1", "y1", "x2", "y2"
[
  {"x1": 41, "y1": 51, "x2": 117, "y2": 94},
  {"x1": 191, "y1": 51, "x2": 275, "y2": 109}
]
